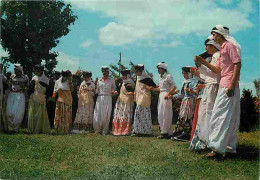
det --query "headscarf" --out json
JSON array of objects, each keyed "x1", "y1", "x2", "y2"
[
  {"x1": 101, "y1": 66, "x2": 110, "y2": 72},
  {"x1": 157, "y1": 62, "x2": 168, "y2": 70},
  {"x1": 14, "y1": 64, "x2": 24, "y2": 74},
  {"x1": 205, "y1": 35, "x2": 220, "y2": 50},
  {"x1": 135, "y1": 64, "x2": 149, "y2": 81},
  {"x1": 211, "y1": 25, "x2": 241, "y2": 57},
  {"x1": 121, "y1": 69, "x2": 134, "y2": 85},
  {"x1": 182, "y1": 66, "x2": 193, "y2": 83},
  {"x1": 54, "y1": 77, "x2": 70, "y2": 92},
  {"x1": 32, "y1": 72, "x2": 49, "y2": 85}
]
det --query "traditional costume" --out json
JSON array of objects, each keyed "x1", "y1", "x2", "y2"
[
  {"x1": 93, "y1": 66, "x2": 116, "y2": 134},
  {"x1": 157, "y1": 62, "x2": 176, "y2": 137},
  {"x1": 112, "y1": 69, "x2": 135, "y2": 135},
  {"x1": 207, "y1": 25, "x2": 241, "y2": 155},
  {"x1": 132, "y1": 64, "x2": 153, "y2": 135},
  {"x1": 190, "y1": 36, "x2": 220, "y2": 150},
  {"x1": 28, "y1": 66, "x2": 51, "y2": 134},
  {"x1": 53, "y1": 70, "x2": 73, "y2": 134},
  {"x1": 6, "y1": 64, "x2": 29, "y2": 132},
  {"x1": 172, "y1": 66, "x2": 197, "y2": 141},
  {"x1": 72, "y1": 71, "x2": 95, "y2": 133}
]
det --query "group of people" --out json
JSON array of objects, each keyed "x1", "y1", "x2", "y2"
[{"x1": 0, "y1": 25, "x2": 241, "y2": 159}]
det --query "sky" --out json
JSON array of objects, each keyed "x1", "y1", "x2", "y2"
[{"x1": 1, "y1": 0, "x2": 259, "y2": 95}]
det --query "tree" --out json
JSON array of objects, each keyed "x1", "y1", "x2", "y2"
[
  {"x1": 240, "y1": 89, "x2": 258, "y2": 132},
  {"x1": 1, "y1": 1, "x2": 77, "y2": 78}
]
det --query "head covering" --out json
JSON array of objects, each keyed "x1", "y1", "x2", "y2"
[
  {"x1": 182, "y1": 66, "x2": 193, "y2": 81},
  {"x1": 134, "y1": 64, "x2": 145, "y2": 72},
  {"x1": 211, "y1": 25, "x2": 241, "y2": 57},
  {"x1": 61, "y1": 70, "x2": 72, "y2": 77},
  {"x1": 121, "y1": 69, "x2": 131, "y2": 76},
  {"x1": 157, "y1": 62, "x2": 168, "y2": 70},
  {"x1": 33, "y1": 65, "x2": 44, "y2": 72},
  {"x1": 205, "y1": 35, "x2": 220, "y2": 50},
  {"x1": 101, "y1": 66, "x2": 110, "y2": 72},
  {"x1": 14, "y1": 64, "x2": 23, "y2": 74},
  {"x1": 82, "y1": 71, "x2": 92, "y2": 78}
]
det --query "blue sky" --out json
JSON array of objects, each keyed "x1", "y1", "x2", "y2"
[{"x1": 1, "y1": 0, "x2": 259, "y2": 95}]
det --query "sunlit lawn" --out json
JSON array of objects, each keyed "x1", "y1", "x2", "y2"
[{"x1": 0, "y1": 126, "x2": 258, "y2": 179}]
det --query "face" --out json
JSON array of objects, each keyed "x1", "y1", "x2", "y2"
[
  {"x1": 102, "y1": 70, "x2": 109, "y2": 77},
  {"x1": 136, "y1": 70, "x2": 142, "y2": 76},
  {"x1": 212, "y1": 32, "x2": 222, "y2": 44},
  {"x1": 205, "y1": 45, "x2": 216, "y2": 55},
  {"x1": 14, "y1": 69, "x2": 22, "y2": 76},
  {"x1": 84, "y1": 77, "x2": 90, "y2": 82},
  {"x1": 122, "y1": 74, "x2": 127, "y2": 80},
  {"x1": 157, "y1": 67, "x2": 165, "y2": 75},
  {"x1": 182, "y1": 71, "x2": 189, "y2": 79}
]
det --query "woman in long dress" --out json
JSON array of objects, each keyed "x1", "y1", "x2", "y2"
[
  {"x1": 53, "y1": 70, "x2": 74, "y2": 134},
  {"x1": 6, "y1": 64, "x2": 29, "y2": 133},
  {"x1": 72, "y1": 71, "x2": 95, "y2": 133},
  {"x1": 112, "y1": 69, "x2": 135, "y2": 136},
  {"x1": 170, "y1": 66, "x2": 197, "y2": 141},
  {"x1": 132, "y1": 64, "x2": 154, "y2": 136},
  {"x1": 28, "y1": 65, "x2": 51, "y2": 134}
]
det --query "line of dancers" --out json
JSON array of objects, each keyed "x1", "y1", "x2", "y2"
[{"x1": 0, "y1": 25, "x2": 241, "y2": 159}]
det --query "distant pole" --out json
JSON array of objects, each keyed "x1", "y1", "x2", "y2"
[{"x1": 119, "y1": 52, "x2": 121, "y2": 76}]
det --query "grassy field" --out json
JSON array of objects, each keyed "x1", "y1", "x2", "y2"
[{"x1": 0, "y1": 126, "x2": 258, "y2": 180}]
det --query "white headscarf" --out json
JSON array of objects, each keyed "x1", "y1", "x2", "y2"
[
  {"x1": 14, "y1": 64, "x2": 24, "y2": 74},
  {"x1": 211, "y1": 25, "x2": 241, "y2": 57},
  {"x1": 54, "y1": 77, "x2": 70, "y2": 92},
  {"x1": 157, "y1": 62, "x2": 168, "y2": 70},
  {"x1": 136, "y1": 64, "x2": 150, "y2": 81},
  {"x1": 206, "y1": 35, "x2": 220, "y2": 50},
  {"x1": 32, "y1": 72, "x2": 49, "y2": 85}
]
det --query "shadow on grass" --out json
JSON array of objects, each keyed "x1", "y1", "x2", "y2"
[{"x1": 235, "y1": 145, "x2": 259, "y2": 161}]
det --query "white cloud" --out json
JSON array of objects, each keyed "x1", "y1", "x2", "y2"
[
  {"x1": 137, "y1": 40, "x2": 181, "y2": 48},
  {"x1": 80, "y1": 40, "x2": 94, "y2": 48},
  {"x1": 237, "y1": 1, "x2": 252, "y2": 12},
  {"x1": 55, "y1": 51, "x2": 81, "y2": 73},
  {"x1": 51, "y1": 0, "x2": 255, "y2": 46}
]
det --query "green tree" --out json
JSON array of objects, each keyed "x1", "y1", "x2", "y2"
[
  {"x1": 1, "y1": 0, "x2": 77, "y2": 78},
  {"x1": 240, "y1": 89, "x2": 258, "y2": 132}
]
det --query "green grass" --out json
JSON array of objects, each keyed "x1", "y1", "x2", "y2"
[{"x1": 0, "y1": 126, "x2": 258, "y2": 180}]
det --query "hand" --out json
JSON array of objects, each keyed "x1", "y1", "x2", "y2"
[
  {"x1": 197, "y1": 84, "x2": 205, "y2": 89},
  {"x1": 185, "y1": 88, "x2": 191, "y2": 93},
  {"x1": 113, "y1": 91, "x2": 118, "y2": 95},
  {"x1": 190, "y1": 67, "x2": 199, "y2": 76},
  {"x1": 127, "y1": 92, "x2": 134, "y2": 95},
  {"x1": 194, "y1": 56, "x2": 205, "y2": 65},
  {"x1": 226, "y1": 83, "x2": 235, "y2": 97},
  {"x1": 146, "y1": 86, "x2": 154, "y2": 90}
]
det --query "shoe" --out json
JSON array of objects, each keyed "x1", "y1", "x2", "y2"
[
  {"x1": 131, "y1": 133, "x2": 137, "y2": 137},
  {"x1": 173, "y1": 133, "x2": 190, "y2": 142},
  {"x1": 170, "y1": 131, "x2": 182, "y2": 140}
]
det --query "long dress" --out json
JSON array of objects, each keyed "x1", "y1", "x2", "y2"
[
  {"x1": 28, "y1": 74, "x2": 51, "y2": 134},
  {"x1": 173, "y1": 78, "x2": 197, "y2": 134},
  {"x1": 6, "y1": 74, "x2": 28, "y2": 132},
  {"x1": 157, "y1": 72, "x2": 176, "y2": 135},
  {"x1": 72, "y1": 80, "x2": 95, "y2": 133},
  {"x1": 53, "y1": 78, "x2": 73, "y2": 134},
  {"x1": 133, "y1": 81, "x2": 153, "y2": 135},
  {"x1": 112, "y1": 83, "x2": 134, "y2": 135}
]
